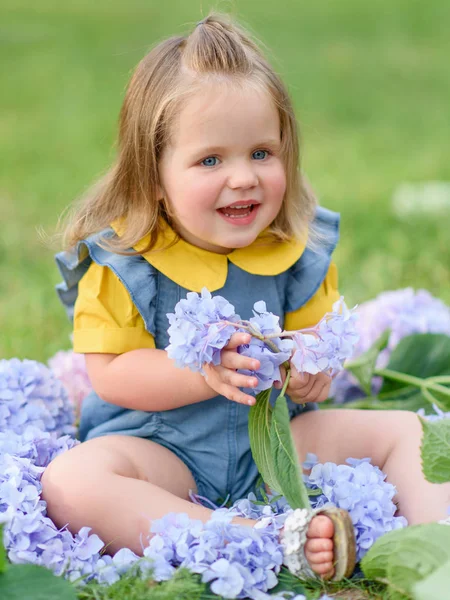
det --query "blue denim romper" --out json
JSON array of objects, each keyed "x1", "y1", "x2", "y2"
[{"x1": 55, "y1": 206, "x2": 339, "y2": 505}]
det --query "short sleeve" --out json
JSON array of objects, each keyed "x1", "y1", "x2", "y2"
[
  {"x1": 284, "y1": 262, "x2": 340, "y2": 330},
  {"x1": 73, "y1": 262, "x2": 155, "y2": 354}
]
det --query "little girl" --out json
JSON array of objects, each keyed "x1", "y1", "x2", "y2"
[{"x1": 43, "y1": 13, "x2": 449, "y2": 582}]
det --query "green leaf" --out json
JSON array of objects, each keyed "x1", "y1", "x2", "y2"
[
  {"x1": 345, "y1": 328, "x2": 390, "y2": 394},
  {"x1": 361, "y1": 524, "x2": 450, "y2": 599},
  {"x1": 269, "y1": 566, "x2": 308, "y2": 597},
  {"x1": 413, "y1": 560, "x2": 450, "y2": 600},
  {"x1": 270, "y1": 395, "x2": 311, "y2": 510},
  {"x1": 248, "y1": 389, "x2": 280, "y2": 493},
  {"x1": 381, "y1": 334, "x2": 450, "y2": 394},
  {"x1": 0, "y1": 564, "x2": 77, "y2": 600},
  {"x1": 0, "y1": 524, "x2": 7, "y2": 574},
  {"x1": 420, "y1": 417, "x2": 450, "y2": 483}
]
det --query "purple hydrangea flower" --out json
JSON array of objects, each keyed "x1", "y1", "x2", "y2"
[
  {"x1": 291, "y1": 298, "x2": 359, "y2": 377},
  {"x1": 303, "y1": 454, "x2": 407, "y2": 561},
  {"x1": 166, "y1": 288, "x2": 241, "y2": 372},
  {"x1": 332, "y1": 288, "x2": 450, "y2": 403},
  {"x1": 0, "y1": 359, "x2": 75, "y2": 437},
  {"x1": 238, "y1": 301, "x2": 294, "y2": 393}
]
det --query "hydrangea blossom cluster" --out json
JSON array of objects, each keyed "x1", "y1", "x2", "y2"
[
  {"x1": 303, "y1": 454, "x2": 407, "y2": 561},
  {"x1": 166, "y1": 288, "x2": 242, "y2": 372},
  {"x1": 142, "y1": 511, "x2": 284, "y2": 598},
  {"x1": 332, "y1": 288, "x2": 450, "y2": 403},
  {"x1": 291, "y1": 300, "x2": 359, "y2": 376},
  {"x1": 48, "y1": 350, "x2": 92, "y2": 419},
  {"x1": 0, "y1": 359, "x2": 75, "y2": 437},
  {"x1": 167, "y1": 289, "x2": 358, "y2": 393},
  {"x1": 237, "y1": 301, "x2": 294, "y2": 393}
]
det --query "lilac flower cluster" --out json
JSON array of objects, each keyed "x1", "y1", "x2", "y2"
[
  {"x1": 48, "y1": 350, "x2": 93, "y2": 418},
  {"x1": 167, "y1": 289, "x2": 358, "y2": 393},
  {"x1": 142, "y1": 511, "x2": 283, "y2": 598},
  {"x1": 237, "y1": 301, "x2": 294, "y2": 393},
  {"x1": 303, "y1": 454, "x2": 407, "y2": 560},
  {"x1": 332, "y1": 288, "x2": 450, "y2": 402},
  {"x1": 291, "y1": 298, "x2": 359, "y2": 376},
  {"x1": 166, "y1": 288, "x2": 241, "y2": 371},
  {"x1": 0, "y1": 359, "x2": 75, "y2": 437}
]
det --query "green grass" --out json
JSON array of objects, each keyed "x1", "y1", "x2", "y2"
[{"x1": 1, "y1": 0, "x2": 450, "y2": 361}]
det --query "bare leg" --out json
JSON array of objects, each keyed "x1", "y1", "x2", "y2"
[
  {"x1": 41, "y1": 435, "x2": 254, "y2": 555},
  {"x1": 41, "y1": 434, "x2": 334, "y2": 577},
  {"x1": 290, "y1": 409, "x2": 450, "y2": 576}
]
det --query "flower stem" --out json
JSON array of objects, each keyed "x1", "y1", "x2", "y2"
[
  {"x1": 375, "y1": 368, "x2": 450, "y2": 396},
  {"x1": 280, "y1": 369, "x2": 291, "y2": 397}
]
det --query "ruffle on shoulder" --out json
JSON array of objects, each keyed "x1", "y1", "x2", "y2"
[
  {"x1": 284, "y1": 206, "x2": 340, "y2": 313},
  {"x1": 55, "y1": 228, "x2": 158, "y2": 336}
]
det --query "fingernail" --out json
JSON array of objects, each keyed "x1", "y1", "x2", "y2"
[
  {"x1": 248, "y1": 379, "x2": 256, "y2": 387},
  {"x1": 251, "y1": 360, "x2": 259, "y2": 370},
  {"x1": 248, "y1": 399, "x2": 255, "y2": 406}
]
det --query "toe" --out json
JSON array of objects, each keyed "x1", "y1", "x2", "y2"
[
  {"x1": 307, "y1": 515, "x2": 334, "y2": 539},
  {"x1": 305, "y1": 550, "x2": 333, "y2": 565},
  {"x1": 312, "y1": 562, "x2": 335, "y2": 579},
  {"x1": 305, "y1": 537, "x2": 333, "y2": 553}
]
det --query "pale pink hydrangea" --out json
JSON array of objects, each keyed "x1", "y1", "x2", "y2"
[{"x1": 48, "y1": 350, "x2": 92, "y2": 418}]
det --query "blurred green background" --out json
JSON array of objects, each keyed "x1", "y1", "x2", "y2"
[{"x1": 1, "y1": 0, "x2": 449, "y2": 362}]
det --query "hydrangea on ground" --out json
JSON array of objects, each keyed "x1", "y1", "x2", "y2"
[
  {"x1": 0, "y1": 359, "x2": 75, "y2": 437},
  {"x1": 303, "y1": 454, "x2": 407, "y2": 560},
  {"x1": 332, "y1": 288, "x2": 450, "y2": 403}
]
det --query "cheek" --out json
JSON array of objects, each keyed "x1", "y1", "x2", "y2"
[
  {"x1": 266, "y1": 164, "x2": 287, "y2": 202},
  {"x1": 183, "y1": 174, "x2": 222, "y2": 207}
]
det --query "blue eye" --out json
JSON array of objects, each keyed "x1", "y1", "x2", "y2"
[
  {"x1": 252, "y1": 150, "x2": 268, "y2": 160},
  {"x1": 201, "y1": 156, "x2": 218, "y2": 167}
]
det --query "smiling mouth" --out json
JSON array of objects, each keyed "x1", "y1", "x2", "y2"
[{"x1": 218, "y1": 203, "x2": 259, "y2": 218}]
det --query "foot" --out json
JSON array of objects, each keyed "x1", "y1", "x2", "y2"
[{"x1": 304, "y1": 514, "x2": 335, "y2": 579}]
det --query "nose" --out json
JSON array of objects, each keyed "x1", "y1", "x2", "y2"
[{"x1": 227, "y1": 160, "x2": 259, "y2": 190}]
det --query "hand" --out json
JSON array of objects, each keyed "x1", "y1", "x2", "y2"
[
  {"x1": 275, "y1": 365, "x2": 332, "y2": 404},
  {"x1": 202, "y1": 333, "x2": 261, "y2": 406}
]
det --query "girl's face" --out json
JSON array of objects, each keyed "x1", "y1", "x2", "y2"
[{"x1": 158, "y1": 81, "x2": 287, "y2": 254}]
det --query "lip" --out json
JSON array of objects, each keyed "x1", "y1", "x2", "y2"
[{"x1": 217, "y1": 203, "x2": 260, "y2": 226}]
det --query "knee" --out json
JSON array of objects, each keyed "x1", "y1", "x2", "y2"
[
  {"x1": 385, "y1": 410, "x2": 423, "y2": 445},
  {"x1": 40, "y1": 449, "x2": 89, "y2": 528}
]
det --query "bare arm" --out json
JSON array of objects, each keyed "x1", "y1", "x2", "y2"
[
  {"x1": 84, "y1": 332, "x2": 260, "y2": 412},
  {"x1": 85, "y1": 349, "x2": 217, "y2": 411}
]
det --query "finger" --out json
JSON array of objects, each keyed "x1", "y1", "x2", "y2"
[
  {"x1": 225, "y1": 332, "x2": 251, "y2": 350},
  {"x1": 221, "y1": 351, "x2": 260, "y2": 372},
  {"x1": 219, "y1": 383, "x2": 257, "y2": 406},
  {"x1": 301, "y1": 378, "x2": 328, "y2": 403},
  {"x1": 289, "y1": 372, "x2": 315, "y2": 395},
  {"x1": 316, "y1": 381, "x2": 331, "y2": 403},
  {"x1": 217, "y1": 365, "x2": 259, "y2": 390}
]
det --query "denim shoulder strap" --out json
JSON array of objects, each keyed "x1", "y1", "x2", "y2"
[
  {"x1": 55, "y1": 228, "x2": 158, "y2": 335},
  {"x1": 284, "y1": 205, "x2": 340, "y2": 313}
]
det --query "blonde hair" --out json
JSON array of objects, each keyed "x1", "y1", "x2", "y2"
[{"x1": 61, "y1": 12, "x2": 318, "y2": 254}]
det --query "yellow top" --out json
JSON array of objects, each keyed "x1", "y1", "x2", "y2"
[{"x1": 73, "y1": 222, "x2": 339, "y2": 354}]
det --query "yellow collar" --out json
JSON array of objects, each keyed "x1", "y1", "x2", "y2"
[{"x1": 110, "y1": 220, "x2": 306, "y2": 292}]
